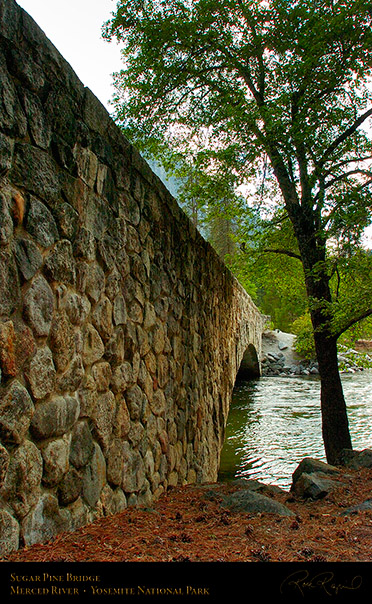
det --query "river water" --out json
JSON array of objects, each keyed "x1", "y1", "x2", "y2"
[{"x1": 218, "y1": 371, "x2": 372, "y2": 490}]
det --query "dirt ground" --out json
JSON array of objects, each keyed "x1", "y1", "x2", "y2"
[{"x1": 4, "y1": 466, "x2": 372, "y2": 563}]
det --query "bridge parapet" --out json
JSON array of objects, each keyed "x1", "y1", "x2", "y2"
[{"x1": 0, "y1": 0, "x2": 265, "y2": 555}]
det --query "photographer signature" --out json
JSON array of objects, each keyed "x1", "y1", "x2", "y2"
[{"x1": 280, "y1": 570, "x2": 362, "y2": 597}]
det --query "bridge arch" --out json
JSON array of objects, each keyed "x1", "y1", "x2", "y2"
[{"x1": 236, "y1": 343, "x2": 260, "y2": 380}]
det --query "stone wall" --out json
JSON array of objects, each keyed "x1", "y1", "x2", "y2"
[{"x1": 0, "y1": 0, "x2": 264, "y2": 555}]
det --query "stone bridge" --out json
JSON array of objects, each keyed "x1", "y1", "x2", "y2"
[{"x1": 0, "y1": 0, "x2": 265, "y2": 554}]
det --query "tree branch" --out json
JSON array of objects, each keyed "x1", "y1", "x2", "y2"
[
  {"x1": 263, "y1": 248, "x2": 301, "y2": 260},
  {"x1": 236, "y1": 0, "x2": 265, "y2": 97},
  {"x1": 334, "y1": 308, "x2": 372, "y2": 339},
  {"x1": 320, "y1": 107, "x2": 372, "y2": 166},
  {"x1": 323, "y1": 155, "x2": 372, "y2": 178},
  {"x1": 324, "y1": 168, "x2": 372, "y2": 189}
]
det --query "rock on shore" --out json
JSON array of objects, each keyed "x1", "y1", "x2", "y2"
[
  {"x1": 260, "y1": 329, "x2": 372, "y2": 377},
  {"x1": 203, "y1": 449, "x2": 372, "y2": 519},
  {"x1": 260, "y1": 329, "x2": 318, "y2": 377}
]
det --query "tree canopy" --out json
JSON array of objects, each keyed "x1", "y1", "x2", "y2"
[{"x1": 104, "y1": 0, "x2": 372, "y2": 463}]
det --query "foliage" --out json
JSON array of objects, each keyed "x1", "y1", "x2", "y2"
[
  {"x1": 328, "y1": 249, "x2": 372, "y2": 338},
  {"x1": 339, "y1": 317, "x2": 372, "y2": 348},
  {"x1": 227, "y1": 208, "x2": 308, "y2": 330},
  {"x1": 291, "y1": 314, "x2": 372, "y2": 368},
  {"x1": 291, "y1": 250, "x2": 372, "y2": 359},
  {"x1": 105, "y1": 0, "x2": 372, "y2": 461},
  {"x1": 291, "y1": 313, "x2": 316, "y2": 360},
  {"x1": 104, "y1": 0, "x2": 372, "y2": 334}
]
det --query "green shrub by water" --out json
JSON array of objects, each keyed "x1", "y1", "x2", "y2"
[{"x1": 291, "y1": 314, "x2": 372, "y2": 370}]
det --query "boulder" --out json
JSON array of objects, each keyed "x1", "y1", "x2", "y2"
[
  {"x1": 63, "y1": 291, "x2": 91, "y2": 325},
  {"x1": 1, "y1": 440, "x2": 43, "y2": 519},
  {"x1": 21, "y1": 494, "x2": 70, "y2": 547},
  {"x1": 13, "y1": 237, "x2": 43, "y2": 281},
  {"x1": 108, "y1": 440, "x2": 146, "y2": 494},
  {"x1": 85, "y1": 262, "x2": 105, "y2": 303},
  {"x1": 114, "y1": 398, "x2": 131, "y2": 440},
  {"x1": 31, "y1": 395, "x2": 79, "y2": 440},
  {"x1": 0, "y1": 380, "x2": 34, "y2": 444},
  {"x1": 11, "y1": 143, "x2": 60, "y2": 204},
  {"x1": 337, "y1": 448, "x2": 372, "y2": 470},
  {"x1": 82, "y1": 324, "x2": 105, "y2": 366},
  {"x1": 49, "y1": 311, "x2": 76, "y2": 372},
  {"x1": 106, "y1": 438, "x2": 124, "y2": 487},
  {"x1": 0, "y1": 248, "x2": 21, "y2": 316},
  {"x1": 291, "y1": 457, "x2": 340, "y2": 487},
  {"x1": 290, "y1": 457, "x2": 342, "y2": 499},
  {"x1": 56, "y1": 354, "x2": 84, "y2": 394},
  {"x1": 53, "y1": 202, "x2": 79, "y2": 240},
  {"x1": 111, "y1": 362, "x2": 133, "y2": 393},
  {"x1": 342, "y1": 499, "x2": 372, "y2": 515},
  {"x1": 73, "y1": 227, "x2": 96, "y2": 261},
  {"x1": 92, "y1": 295, "x2": 113, "y2": 342},
  {"x1": 25, "y1": 196, "x2": 59, "y2": 248},
  {"x1": 58, "y1": 467, "x2": 83, "y2": 506},
  {"x1": 111, "y1": 489, "x2": 127, "y2": 514},
  {"x1": 121, "y1": 445, "x2": 146, "y2": 493},
  {"x1": 91, "y1": 390, "x2": 116, "y2": 452},
  {"x1": 92, "y1": 361, "x2": 112, "y2": 392},
  {"x1": 13, "y1": 319, "x2": 36, "y2": 373},
  {"x1": 231, "y1": 478, "x2": 287, "y2": 497},
  {"x1": 0, "y1": 510, "x2": 19, "y2": 556},
  {"x1": 77, "y1": 374, "x2": 97, "y2": 418},
  {"x1": 291, "y1": 472, "x2": 338, "y2": 500},
  {"x1": 221, "y1": 489, "x2": 294, "y2": 516},
  {"x1": 0, "y1": 190, "x2": 13, "y2": 246},
  {"x1": 68, "y1": 497, "x2": 91, "y2": 531},
  {"x1": 44, "y1": 239, "x2": 76, "y2": 285},
  {"x1": 25, "y1": 345, "x2": 56, "y2": 400},
  {"x1": 82, "y1": 443, "x2": 106, "y2": 507},
  {"x1": 149, "y1": 389, "x2": 166, "y2": 417},
  {"x1": 41, "y1": 437, "x2": 70, "y2": 487},
  {"x1": 125, "y1": 384, "x2": 144, "y2": 421},
  {"x1": 23, "y1": 274, "x2": 54, "y2": 337},
  {"x1": 69, "y1": 420, "x2": 95, "y2": 469}
]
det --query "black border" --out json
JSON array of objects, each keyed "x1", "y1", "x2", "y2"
[{"x1": 1, "y1": 561, "x2": 370, "y2": 603}]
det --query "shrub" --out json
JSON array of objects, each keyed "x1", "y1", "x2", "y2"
[{"x1": 291, "y1": 314, "x2": 316, "y2": 360}]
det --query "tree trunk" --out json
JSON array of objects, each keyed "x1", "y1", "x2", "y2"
[
  {"x1": 268, "y1": 148, "x2": 353, "y2": 464},
  {"x1": 313, "y1": 330, "x2": 352, "y2": 465},
  {"x1": 288, "y1": 206, "x2": 353, "y2": 464}
]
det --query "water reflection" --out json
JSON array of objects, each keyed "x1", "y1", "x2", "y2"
[{"x1": 218, "y1": 371, "x2": 372, "y2": 489}]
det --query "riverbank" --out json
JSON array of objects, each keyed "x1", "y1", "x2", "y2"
[
  {"x1": 3, "y1": 463, "x2": 372, "y2": 563},
  {"x1": 261, "y1": 330, "x2": 372, "y2": 377}
]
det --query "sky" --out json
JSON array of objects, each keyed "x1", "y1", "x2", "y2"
[
  {"x1": 16, "y1": 0, "x2": 123, "y2": 113},
  {"x1": 14, "y1": 0, "x2": 372, "y2": 247}
]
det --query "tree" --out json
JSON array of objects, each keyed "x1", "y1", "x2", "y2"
[
  {"x1": 228, "y1": 205, "x2": 309, "y2": 330},
  {"x1": 104, "y1": 0, "x2": 372, "y2": 464}
]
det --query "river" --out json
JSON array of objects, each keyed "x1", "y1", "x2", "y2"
[{"x1": 218, "y1": 371, "x2": 372, "y2": 490}]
